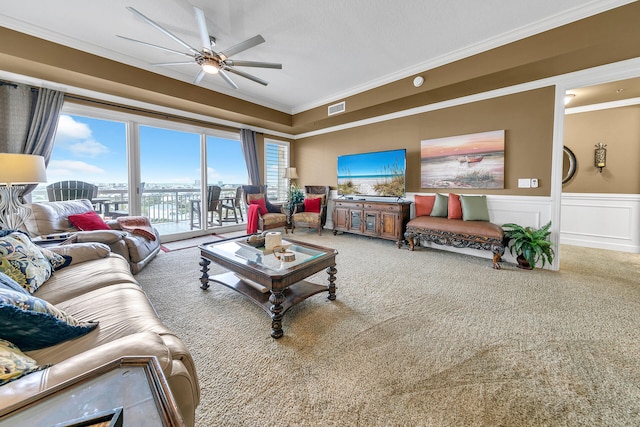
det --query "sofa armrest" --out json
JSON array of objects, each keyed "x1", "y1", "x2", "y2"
[{"x1": 74, "y1": 230, "x2": 127, "y2": 245}]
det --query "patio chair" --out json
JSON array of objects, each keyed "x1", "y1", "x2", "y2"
[
  {"x1": 47, "y1": 180, "x2": 98, "y2": 202},
  {"x1": 190, "y1": 185, "x2": 223, "y2": 229},
  {"x1": 291, "y1": 185, "x2": 330, "y2": 235},
  {"x1": 221, "y1": 186, "x2": 244, "y2": 223}
]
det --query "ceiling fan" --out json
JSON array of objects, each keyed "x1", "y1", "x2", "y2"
[{"x1": 117, "y1": 6, "x2": 282, "y2": 89}]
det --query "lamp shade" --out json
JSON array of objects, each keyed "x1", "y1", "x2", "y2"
[
  {"x1": 0, "y1": 154, "x2": 47, "y2": 186},
  {"x1": 283, "y1": 167, "x2": 298, "y2": 179}
]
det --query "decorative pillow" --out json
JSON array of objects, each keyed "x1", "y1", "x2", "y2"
[
  {"x1": 39, "y1": 246, "x2": 72, "y2": 271},
  {"x1": 0, "y1": 288, "x2": 98, "y2": 351},
  {"x1": 0, "y1": 272, "x2": 28, "y2": 294},
  {"x1": 430, "y1": 193, "x2": 448, "y2": 217},
  {"x1": 447, "y1": 193, "x2": 463, "y2": 220},
  {"x1": 49, "y1": 242, "x2": 111, "y2": 266},
  {"x1": 0, "y1": 338, "x2": 49, "y2": 386},
  {"x1": 460, "y1": 195, "x2": 491, "y2": 221},
  {"x1": 68, "y1": 211, "x2": 111, "y2": 231},
  {"x1": 249, "y1": 198, "x2": 268, "y2": 215},
  {"x1": 414, "y1": 195, "x2": 435, "y2": 217},
  {"x1": 0, "y1": 231, "x2": 52, "y2": 294},
  {"x1": 305, "y1": 193, "x2": 326, "y2": 206},
  {"x1": 303, "y1": 197, "x2": 322, "y2": 213}
]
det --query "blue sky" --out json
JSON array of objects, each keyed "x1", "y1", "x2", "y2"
[{"x1": 48, "y1": 115, "x2": 248, "y2": 185}]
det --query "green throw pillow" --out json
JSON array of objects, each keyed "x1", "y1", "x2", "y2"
[
  {"x1": 430, "y1": 193, "x2": 449, "y2": 217},
  {"x1": 460, "y1": 195, "x2": 490, "y2": 221}
]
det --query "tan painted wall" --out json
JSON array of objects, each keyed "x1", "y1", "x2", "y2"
[
  {"x1": 294, "y1": 87, "x2": 555, "y2": 196},
  {"x1": 563, "y1": 105, "x2": 640, "y2": 194}
]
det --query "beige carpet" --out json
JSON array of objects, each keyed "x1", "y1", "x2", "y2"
[{"x1": 137, "y1": 231, "x2": 640, "y2": 427}]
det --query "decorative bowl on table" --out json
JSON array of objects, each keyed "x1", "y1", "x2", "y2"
[{"x1": 245, "y1": 234, "x2": 265, "y2": 247}]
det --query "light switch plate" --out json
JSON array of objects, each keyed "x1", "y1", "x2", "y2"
[
  {"x1": 518, "y1": 178, "x2": 531, "y2": 188},
  {"x1": 531, "y1": 178, "x2": 539, "y2": 188}
]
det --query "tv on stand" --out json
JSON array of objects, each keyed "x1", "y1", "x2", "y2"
[{"x1": 337, "y1": 148, "x2": 406, "y2": 199}]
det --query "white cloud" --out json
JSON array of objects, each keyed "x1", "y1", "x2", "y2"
[
  {"x1": 55, "y1": 115, "x2": 92, "y2": 141},
  {"x1": 47, "y1": 160, "x2": 105, "y2": 176},
  {"x1": 68, "y1": 140, "x2": 109, "y2": 157}
]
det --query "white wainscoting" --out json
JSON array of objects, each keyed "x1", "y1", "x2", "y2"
[
  {"x1": 561, "y1": 193, "x2": 640, "y2": 253},
  {"x1": 325, "y1": 191, "x2": 557, "y2": 268}
]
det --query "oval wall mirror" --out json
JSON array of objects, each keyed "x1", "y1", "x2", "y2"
[{"x1": 562, "y1": 146, "x2": 577, "y2": 184}]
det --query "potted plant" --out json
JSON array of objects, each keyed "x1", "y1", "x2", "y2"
[
  {"x1": 502, "y1": 221, "x2": 554, "y2": 269},
  {"x1": 286, "y1": 183, "x2": 304, "y2": 215}
]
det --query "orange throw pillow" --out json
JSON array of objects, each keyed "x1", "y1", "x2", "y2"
[
  {"x1": 448, "y1": 193, "x2": 463, "y2": 219},
  {"x1": 414, "y1": 195, "x2": 435, "y2": 217}
]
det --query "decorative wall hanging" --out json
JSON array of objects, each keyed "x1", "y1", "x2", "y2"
[{"x1": 420, "y1": 130, "x2": 505, "y2": 189}]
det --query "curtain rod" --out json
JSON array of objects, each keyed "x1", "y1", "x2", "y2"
[{"x1": 64, "y1": 93, "x2": 242, "y2": 134}]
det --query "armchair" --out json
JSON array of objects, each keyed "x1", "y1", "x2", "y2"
[
  {"x1": 241, "y1": 185, "x2": 288, "y2": 233},
  {"x1": 24, "y1": 199, "x2": 160, "y2": 274},
  {"x1": 291, "y1": 186, "x2": 330, "y2": 235}
]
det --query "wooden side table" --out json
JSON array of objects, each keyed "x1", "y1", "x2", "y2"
[{"x1": 0, "y1": 356, "x2": 184, "y2": 427}]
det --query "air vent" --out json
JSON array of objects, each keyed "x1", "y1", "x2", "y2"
[{"x1": 328, "y1": 101, "x2": 346, "y2": 116}]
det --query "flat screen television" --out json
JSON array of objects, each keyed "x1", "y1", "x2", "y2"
[{"x1": 337, "y1": 148, "x2": 406, "y2": 198}]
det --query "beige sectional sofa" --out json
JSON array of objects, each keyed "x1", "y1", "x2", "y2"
[
  {"x1": 25, "y1": 199, "x2": 160, "y2": 274},
  {"x1": 0, "y1": 240, "x2": 200, "y2": 426}
]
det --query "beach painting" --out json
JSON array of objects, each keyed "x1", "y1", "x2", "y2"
[
  {"x1": 337, "y1": 149, "x2": 406, "y2": 197},
  {"x1": 420, "y1": 130, "x2": 505, "y2": 189}
]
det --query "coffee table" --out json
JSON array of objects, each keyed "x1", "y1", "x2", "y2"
[{"x1": 199, "y1": 236, "x2": 338, "y2": 338}]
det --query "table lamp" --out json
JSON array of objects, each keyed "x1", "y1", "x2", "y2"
[{"x1": 0, "y1": 153, "x2": 47, "y2": 230}]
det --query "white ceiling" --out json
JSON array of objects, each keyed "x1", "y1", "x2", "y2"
[{"x1": 0, "y1": 0, "x2": 634, "y2": 114}]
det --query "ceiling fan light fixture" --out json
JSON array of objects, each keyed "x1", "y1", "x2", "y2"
[{"x1": 202, "y1": 59, "x2": 219, "y2": 74}]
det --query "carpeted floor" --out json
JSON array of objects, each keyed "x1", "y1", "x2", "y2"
[{"x1": 136, "y1": 231, "x2": 640, "y2": 427}]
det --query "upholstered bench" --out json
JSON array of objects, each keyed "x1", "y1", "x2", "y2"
[{"x1": 403, "y1": 194, "x2": 506, "y2": 269}]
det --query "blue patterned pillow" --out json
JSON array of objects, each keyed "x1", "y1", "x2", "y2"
[
  {"x1": 0, "y1": 288, "x2": 98, "y2": 351},
  {"x1": 0, "y1": 230, "x2": 54, "y2": 293},
  {"x1": 0, "y1": 271, "x2": 27, "y2": 294},
  {"x1": 0, "y1": 338, "x2": 49, "y2": 386}
]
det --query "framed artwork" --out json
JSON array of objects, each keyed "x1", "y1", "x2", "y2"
[{"x1": 420, "y1": 130, "x2": 505, "y2": 189}]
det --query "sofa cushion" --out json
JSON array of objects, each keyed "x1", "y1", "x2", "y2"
[
  {"x1": 447, "y1": 193, "x2": 463, "y2": 220},
  {"x1": 68, "y1": 211, "x2": 111, "y2": 231},
  {"x1": 0, "y1": 288, "x2": 98, "y2": 351},
  {"x1": 430, "y1": 193, "x2": 448, "y2": 217},
  {"x1": 414, "y1": 195, "x2": 435, "y2": 217},
  {"x1": 460, "y1": 195, "x2": 491, "y2": 221},
  {"x1": 48, "y1": 242, "x2": 111, "y2": 266},
  {"x1": 0, "y1": 230, "x2": 53, "y2": 294},
  {"x1": 0, "y1": 338, "x2": 48, "y2": 386},
  {"x1": 407, "y1": 216, "x2": 503, "y2": 240},
  {"x1": 25, "y1": 199, "x2": 95, "y2": 237}
]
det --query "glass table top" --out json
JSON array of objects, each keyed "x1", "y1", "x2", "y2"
[{"x1": 203, "y1": 238, "x2": 327, "y2": 272}]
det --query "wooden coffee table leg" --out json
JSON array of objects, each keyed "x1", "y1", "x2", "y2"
[
  {"x1": 199, "y1": 257, "x2": 211, "y2": 290},
  {"x1": 269, "y1": 290, "x2": 285, "y2": 339},
  {"x1": 327, "y1": 265, "x2": 337, "y2": 301}
]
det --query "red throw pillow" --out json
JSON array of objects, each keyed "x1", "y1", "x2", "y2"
[
  {"x1": 303, "y1": 197, "x2": 321, "y2": 213},
  {"x1": 448, "y1": 193, "x2": 463, "y2": 219},
  {"x1": 414, "y1": 195, "x2": 435, "y2": 217},
  {"x1": 68, "y1": 211, "x2": 111, "y2": 231},
  {"x1": 249, "y1": 198, "x2": 268, "y2": 215}
]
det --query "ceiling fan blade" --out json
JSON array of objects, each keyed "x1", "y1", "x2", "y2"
[
  {"x1": 219, "y1": 35, "x2": 265, "y2": 60},
  {"x1": 224, "y1": 66, "x2": 269, "y2": 86},
  {"x1": 194, "y1": 7, "x2": 214, "y2": 52},
  {"x1": 218, "y1": 69, "x2": 239, "y2": 89},
  {"x1": 117, "y1": 35, "x2": 194, "y2": 58},
  {"x1": 193, "y1": 69, "x2": 207, "y2": 84},
  {"x1": 152, "y1": 61, "x2": 196, "y2": 66},
  {"x1": 126, "y1": 7, "x2": 200, "y2": 56},
  {"x1": 224, "y1": 59, "x2": 282, "y2": 69}
]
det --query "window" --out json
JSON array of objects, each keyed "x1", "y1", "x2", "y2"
[{"x1": 264, "y1": 139, "x2": 290, "y2": 201}]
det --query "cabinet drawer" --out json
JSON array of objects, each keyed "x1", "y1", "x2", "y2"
[
  {"x1": 335, "y1": 201, "x2": 362, "y2": 208},
  {"x1": 365, "y1": 203, "x2": 400, "y2": 212}
]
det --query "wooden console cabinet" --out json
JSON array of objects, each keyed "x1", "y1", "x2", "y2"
[{"x1": 332, "y1": 199, "x2": 412, "y2": 247}]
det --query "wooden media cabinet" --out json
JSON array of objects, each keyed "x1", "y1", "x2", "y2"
[{"x1": 332, "y1": 199, "x2": 412, "y2": 248}]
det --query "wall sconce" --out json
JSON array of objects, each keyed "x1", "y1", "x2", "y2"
[
  {"x1": 0, "y1": 154, "x2": 48, "y2": 230},
  {"x1": 594, "y1": 142, "x2": 607, "y2": 173}
]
